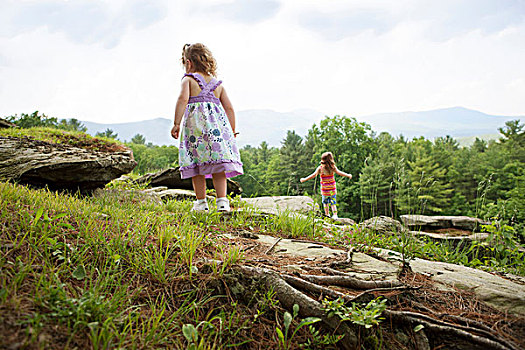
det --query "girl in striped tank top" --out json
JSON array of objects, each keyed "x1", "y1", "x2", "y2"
[{"x1": 300, "y1": 152, "x2": 352, "y2": 219}]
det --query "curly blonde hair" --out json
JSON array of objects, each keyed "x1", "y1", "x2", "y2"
[{"x1": 182, "y1": 43, "x2": 218, "y2": 77}]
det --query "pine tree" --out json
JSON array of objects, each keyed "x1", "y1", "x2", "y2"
[
  {"x1": 131, "y1": 134, "x2": 146, "y2": 144},
  {"x1": 359, "y1": 133, "x2": 399, "y2": 217},
  {"x1": 404, "y1": 151, "x2": 453, "y2": 214},
  {"x1": 95, "y1": 128, "x2": 118, "y2": 139},
  {"x1": 58, "y1": 118, "x2": 88, "y2": 132},
  {"x1": 279, "y1": 131, "x2": 309, "y2": 195}
]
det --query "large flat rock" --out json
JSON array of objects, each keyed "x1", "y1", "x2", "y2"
[
  {"x1": 227, "y1": 232, "x2": 525, "y2": 315},
  {"x1": 374, "y1": 248, "x2": 525, "y2": 315},
  {"x1": 242, "y1": 196, "x2": 316, "y2": 215},
  {"x1": 401, "y1": 214, "x2": 489, "y2": 231},
  {"x1": 0, "y1": 136, "x2": 136, "y2": 191}
]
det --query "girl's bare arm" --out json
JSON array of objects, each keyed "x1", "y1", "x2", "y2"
[
  {"x1": 335, "y1": 168, "x2": 352, "y2": 179},
  {"x1": 171, "y1": 78, "x2": 190, "y2": 139},
  {"x1": 219, "y1": 86, "x2": 236, "y2": 134},
  {"x1": 300, "y1": 166, "x2": 321, "y2": 182}
]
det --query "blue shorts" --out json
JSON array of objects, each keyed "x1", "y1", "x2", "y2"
[{"x1": 322, "y1": 194, "x2": 337, "y2": 205}]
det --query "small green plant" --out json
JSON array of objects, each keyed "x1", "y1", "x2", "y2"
[
  {"x1": 105, "y1": 176, "x2": 150, "y2": 191},
  {"x1": 211, "y1": 245, "x2": 244, "y2": 276},
  {"x1": 480, "y1": 219, "x2": 525, "y2": 274},
  {"x1": 300, "y1": 325, "x2": 343, "y2": 349},
  {"x1": 483, "y1": 220, "x2": 519, "y2": 256},
  {"x1": 275, "y1": 304, "x2": 321, "y2": 350},
  {"x1": 13, "y1": 208, "x2": 73, "y2": 249},
  {"x1": 47, "y1": 237, "x2": 76, "y2": 264},
  {"x1": 176, "y1": 222, "x2": 208, "y2": 278},
  {"x1": 322, "y1": 297, "x2": 388, "y2": 329},
  {"x1": 265, "y1": 210, "x2": 324, "y2": 239},
  {"x1": 32, "y1": 207, "x2": 72, "y2": 231},
  {"x1": 182, "y1": 323, "x2": 202, "y2": 350},
  {"x1": 182, "y1": 318, "x2": 222, "y2": 350},
  {"x1": 228, "y1": 194, "x2": 245, "y2": 210},
  {"x1": 252, "y1": 287, "x2": 279, "y2": 322}
]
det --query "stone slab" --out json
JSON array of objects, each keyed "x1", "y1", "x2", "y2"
[{"x1": 224, "y1": 231, "x2": 525, "y2": 315}]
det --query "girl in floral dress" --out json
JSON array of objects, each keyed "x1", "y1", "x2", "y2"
[{"x1": 171, "y1": 43, "x2": 243, "y2": 212}]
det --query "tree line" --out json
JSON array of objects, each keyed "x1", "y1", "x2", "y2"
[
  {"x1": 5, "y1": 111, "x2": 524, "y2": 233},
  {"x1": 236, "y1": 116, "x2": 524, "y2": 232}
]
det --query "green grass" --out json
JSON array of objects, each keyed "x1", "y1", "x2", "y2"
[
  {"x1": 0, "y1": 181, "x2": 272, "y2": 348},
  {"x1": 0, "y1": 126, "x2": 126, "y2": 152},
  {"x1": 1, "y1": 180, "x2": 348, "y2": 349},
  {"x1": 332, "y1": 223, "x2": 525, "y2": 276},
  {"x1": 1, "y1": 180, "x2": 523, "y2": 349}
]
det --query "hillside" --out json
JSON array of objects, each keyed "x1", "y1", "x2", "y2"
[
  {"x1": 359, "y1": 107, "x2": 521, "y2": 139},
  {"x1": 456, "y1": 133, "x2": 500, "y2": 147},
  {"x1": 1, "y1": 179, "x2": 524, "y2": 349},
  {"x1": 82, "y1": 107, "x2": 521, "y2": 147},
  {"x1": 82, "y1": 109, "x2": 323, "y2": 147}
]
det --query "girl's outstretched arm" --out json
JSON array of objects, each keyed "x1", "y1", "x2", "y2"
[
  {"x1": 219, "y1": 87, "x2": 236, "y2": 134},
  {"x1": 300, "y1": 166, "x2": 321, "y2": 183},
  {"x1": 335, "y1": 168, "x2": 352, "y2": 179},
  {"x1": 171, "y1": 77, "x2": 190, "y2": 139}
]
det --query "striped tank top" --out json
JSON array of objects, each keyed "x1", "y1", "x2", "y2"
[{"x1": 320, "y1": 173, "x2": 336, "y2": 196}]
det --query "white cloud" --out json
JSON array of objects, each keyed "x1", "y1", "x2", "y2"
[
  {"x1": 0, "y1": 0, "x2": 524, "y2": 124},
  {"x1": 293, "y1": 0, "x2": 525, "y2": 41},
  {"x1": 190, "y1": 0, "x2": 281, "y2": 23},
  {"x1": 0, "y1": 0, "x2": 167, "y2": 47}
]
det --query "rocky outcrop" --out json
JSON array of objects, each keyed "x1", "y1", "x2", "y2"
[
  {"x1": 134, "y1": 167, "x2": 242, "y2": 195},
  {"x1": 92, "y1": 186, "x2": 216, "y2": 206},
  {"x1": 93, "y1": 186, "x2": 218, "y2": 205},
  {"x1": 333, "y1": 217, "x2": 356, "y2": 226},
  {"x1": 92, "y1": 188, "x2": 163, "y2": 206},
  {"x1": 144, "y1": 186, "x2": 215, "y2": 202},
  {"x1": 0, "y1": 118, "x2": 17, "y2": 129},
  {"x1": 361, "y1": 215, "x2": 407, "y2": 234},
  {"x1": 401, "y1": 214, "x2": 489, "y2": 231},
  {"x1": 0, "y1": 136, "x2": 136, "y2": 191},
  {"x1": 411, "y1": 230, "x2": 489, "y2": 244},
  {"x1": 242, "y1": 196, "x2": 316, "y2": 215},
  {"x1": 223, "y1": 231, "x2": 525, "y2": 316},
  {"x1": 373, "y1": 248, "x2": 525, "y2": 316},
  {"x1": 400, "y1": 214, "x2": 492, "y2": 245},
  {"x1": 241, "y1": 196, "x2": 357, "y2": 225}
]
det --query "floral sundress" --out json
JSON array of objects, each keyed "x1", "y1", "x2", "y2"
[{"x1": 178, "y1": 73, "x2": 243, "y2": 179}]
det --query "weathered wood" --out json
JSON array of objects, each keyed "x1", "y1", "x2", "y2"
[
  {"x1": 385, "y1": 309, "x2": 519, "y2": 350},
  {"x1": 237, "y1": 265, "x2": 359, "y2": 350},
  {"x1": 299, "y1": 273, "x2": 402, "y2": 289}
]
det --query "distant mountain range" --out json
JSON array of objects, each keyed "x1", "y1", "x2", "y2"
[
  {"x1": 359, "y1": 107, "x2": 520, "y2": 139},
  {"x1": 81, "y1": 107, "x2": 522, "y2": 148}
]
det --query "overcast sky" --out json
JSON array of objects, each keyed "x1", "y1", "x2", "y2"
[{"x1": 1, "y1": 0, "x2": 524, "y2": 124}]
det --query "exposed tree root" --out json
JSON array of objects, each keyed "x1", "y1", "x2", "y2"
[
  {"x1": 410, "y1": 300, "x2": 502, "y2": 335},
  {"x1": 264, "y1": 237, "x2": 282, "y2": 255},
  {"x1": 385, "y1": 310, "x2": 520, "y2": 350},
  {"x1": 298, "y1": 273, "x2": 402, "y2": 289},
  {"x1": 329, "y1": 247, "x2": 355, "y2": 268},
  {"x1": 201, "y1": 254, "x2": 522, "y2": 350},
  {"x1": 235, "y1": 265, "x2": 359, "y2": 349},
  {"x1": 437, "y1": 313, "x2": 497, "y2": 334},
  {"x1": 283, "y1": 274, "x2": 350, "y2": 301},
  {"x1": 284, "y1": 274, "x2": 418, "y2": 304}
]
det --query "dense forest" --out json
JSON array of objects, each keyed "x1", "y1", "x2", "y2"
[
  {"x1": 237, "y1": 116, "x2": 524, "y2": 228},
  {"x1": 6, "y1": 112, "x2": 524, "y2": 234}
]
